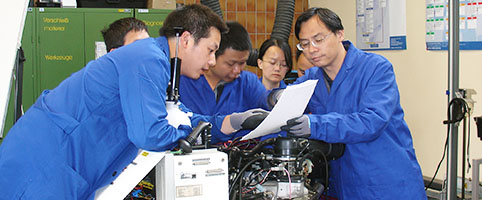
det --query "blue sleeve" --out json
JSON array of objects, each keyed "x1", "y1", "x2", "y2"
[
  {"x1": 188, "y1": 112, "x2": 234, "y2": 144},
  {"x1": 118, "y1": 47, "x2": 189, "y2": 151},
  {"x1": 308, "y1": 61, "x2": 399, "y2": 144},
  {"x1": 244, "y1": 72, "x2": 270, "y2": 110},
  {"x1": 178, "y1": 103, "x2": 231, "y2": 144}
]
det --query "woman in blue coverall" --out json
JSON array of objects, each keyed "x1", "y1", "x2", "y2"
[
  {"x1": 257, "y1": 38, "x2": 293, "y2": 90},
  {"x1": 0, "y1": 5, "x2": 233, "y2": 200},
  {"x1": 281, "y1": 8, "x2": 427, "y2": 199}
]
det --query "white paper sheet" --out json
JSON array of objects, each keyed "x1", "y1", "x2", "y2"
[{"x1": 241, "y1": 79, "x2": 318, "y2": 140}]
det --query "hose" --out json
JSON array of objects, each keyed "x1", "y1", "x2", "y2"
[
  {"x1": 200, "y1": 0, "x2": 295, "y2": 68},
  {"x1": 247, "y1": 0, "x2": 295, "y2": 67},
  {"x1": 200, "y1": 0, "x2": 224, "y2": 19},
  {"x1": 271, "y1": 0, "x2": 295, "y2": 41}
]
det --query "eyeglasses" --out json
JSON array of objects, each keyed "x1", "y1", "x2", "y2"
[
  {"x1": 262, "y1": 60, "x2": 289, "y2": 69},
  {"x1": 296, "y1": 33, "x2": 333, "y2": 51}
]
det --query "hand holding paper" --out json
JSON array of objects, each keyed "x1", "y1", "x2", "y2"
[{"x1": 241, "y1": 80, "x2": 318, "y2": 140}]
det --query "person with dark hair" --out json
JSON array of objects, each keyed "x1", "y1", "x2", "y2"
[
  {"x1": 0, "y1": 4, "x2": 261, "y2": 199},
  {"x1": 101, "y1": 17, "x2": 149, "y2": 52},
  {"x1": 179, "y1": 21, "x2": 269, "y2": 143},
  {"x1": 295, "y1": 50, "x2": 313, "y2": 78},
  {"x1": 257, "y1": 38, "x2": 292, "y2": 90},
  {"x1": 280, "y1": 7, "x2": 426, "y2": 199}
]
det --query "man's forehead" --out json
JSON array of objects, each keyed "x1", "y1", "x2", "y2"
[
  {"x1": 220, "y1": 49, "x2": 249, "y2": 60},
  {"x1": 196, "y1": 28, "x2": 220, "y2": 47},
  {"x1": 299, "y1": 16, "x2": 328, "y2": 39}
]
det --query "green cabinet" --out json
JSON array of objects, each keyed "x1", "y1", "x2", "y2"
[
  {"x1": 135, "y1": 9, "x2": 172, "y2": 37},
  {"x1": 23, "y1": 7, "x2": 37, "y2": 109},
  {"x1": 2, "y1": 8, "x2": 172, "y2": 140},
  {"x1": 37, "y1": 8, "x2": 133, "y2": 91},
  {"x1": 37, "y1": 8, "x2": 85, "y2": 91}
]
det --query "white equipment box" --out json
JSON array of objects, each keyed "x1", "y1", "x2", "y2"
[{"x1": 156, "y1": 148, "x2": 229, "y2": 200}]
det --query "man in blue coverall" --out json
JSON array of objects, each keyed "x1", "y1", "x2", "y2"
[
  {"x1": 0, "y1": 4, "x2": 261, "y2": 200},
  {"x1": 101, "y1": 17, "x2": 149, "y2": 52},
  {"x1": 179, "y1": 21, "x2": 269, "y2": 143},
  {"x1": 280, "y1": 8, "x2": 427, "y2": 199}
]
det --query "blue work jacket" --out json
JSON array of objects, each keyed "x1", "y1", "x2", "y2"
[
  {"x1": 179, "y1": 72, "x2": 267, "y2": 143},
  {"x1": 295, "y1": 41, "x2": 426, "y2": 199},
  {"x1": 259, "y1": 77, "x2": 288, "y2": 89},
  {"x1": 0, "y1": 37, "x2": 213, "y2": 200}
]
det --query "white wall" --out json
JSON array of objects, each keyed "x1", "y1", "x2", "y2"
[
  {"x1": 309, "y1": 0, "x2": 482, "y2": 181},
  {"x1": 0, "y1": 0, "x2": 29, "y2": 137}
]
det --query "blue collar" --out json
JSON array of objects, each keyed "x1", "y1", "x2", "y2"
[{"x1": 341, "y1": 40, "x2": 359, "y2": 71}]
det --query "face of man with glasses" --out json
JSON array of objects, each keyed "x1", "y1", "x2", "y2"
[{"x1": 297, "y1": 15, "x2": 345, "y2": 69}]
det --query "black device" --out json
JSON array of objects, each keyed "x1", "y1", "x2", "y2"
[
  {"x1": 219, "y1": 137, "x2": 344, "y2": 200},
  {"x1": 475, "y1": 116, "x2": 482, "y2": 141},
  {"x1": 167, "y1": 27, "x2": 184, "y2": 103},
  {"x1": 178, "y1": 121, "x2": 212, "y2": 153},
  {"x1": 76, "y1": 0, "x2": 147, "y2": 8},
  {"x1": 36, "y1": 0, "x2": 61, "y2": 7}
]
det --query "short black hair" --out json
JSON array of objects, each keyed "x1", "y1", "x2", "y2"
[
  {"x1": 295, "y1": 50, "x2": 303, "y2": 61},
  {"x1": 295, "y1": 7, "x2": 344, "y2": 40},
  {"x1": 216, "y1": 21, "x2": 252, "y2": 57},
  {"x1": 160, "y1": 4, "x2": 228, "y2": 44},
  {"x1": 258, "y1": 38, "x2": 293, "y2": 75},
  {"x1": 101, "y1": 17, "x2": 148, "y2": 52}
]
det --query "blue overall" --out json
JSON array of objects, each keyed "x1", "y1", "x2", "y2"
[
  {"x1": 0, "y1": 37, "x2": 215, "y2": 200},
  {"x1": 259, "y1": 77, "x2": 287, "y2": 89},
  {"x1": 295, "y1": 41, "x2": 426, "y2": 199},
  {"x1": 179, "y1": 72, "x2": 268, "y2": 143}
]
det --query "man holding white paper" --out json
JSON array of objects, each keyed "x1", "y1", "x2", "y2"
[{"x1": 280, "y1": 7, "x2": 426, "y2": 199}]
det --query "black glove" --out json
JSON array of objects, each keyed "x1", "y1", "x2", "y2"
[
  {"x1": 281, "y1": 115, "x2": 311, "y2": 138},
  {"x1": 267, "y1": 88, "x2": 285, "y2": 109},
  {"x1": 230, "y1": 108, "x2": 269, "y2": 130}
]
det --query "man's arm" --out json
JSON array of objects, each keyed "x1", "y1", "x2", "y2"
[
  {"x1": 117, "y1": 43, "x2": 189, "y2": 151},
  {"x1": 308, "y1": 61, "x2": 400, "y2": 144}
]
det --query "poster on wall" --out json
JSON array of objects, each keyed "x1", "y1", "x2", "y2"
[
  {"x1": 426, "y1": 0, "x2": 482, "y2": 50},
  {"x1": 356, "y1": 0, "x2": 407, "y2": 50}
]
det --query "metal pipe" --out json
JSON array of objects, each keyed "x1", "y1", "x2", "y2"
[
  {"x1": 462, "y1": 117, "x2": 466, "y2": 199},
  {"x1": 472, "y1": 158, "x2": 481, "y2": 200},
  {"x1": 447, "y1": 0, "x2": 460, "y2": 199}
]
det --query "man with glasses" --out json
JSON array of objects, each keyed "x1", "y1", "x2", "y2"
[{"x1": 280, "y1": 7, "x2": 426, "y2": 199}]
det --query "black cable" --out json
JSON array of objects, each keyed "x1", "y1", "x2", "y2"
[
  {"x1": 229, "y1": 157, "x2": 263, "y2": 199},
  {"x1": 239, "y1": 174, "x2": 242, "y2": 200},
  {"x1": 319, "y1": 151, "x2": 329, "y2": 197},
  {"x1": 309, "y1": 149, "x2": 329, "y2": 196},
  {"x1": 466, "y1": 112, "x2": 472, "y2": 173},
  {"x1": 426, "y1": 97, "x2": 468, "y2": 191},
  {"x1": 245, "y1": 169, "x2": 258, "y2": 187},
  {"x1": 442, "y1": 98, "x2": 467, "y2": 124},
  {"x1": 246, "y1": 168, "x2": 268, "y2": 187},
  {"x1": 425, "y1": 125, "x2": 449, "y2": 191},
  {"x1": 295, "y1": 142, "x2": 310, "y2": 171}
]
